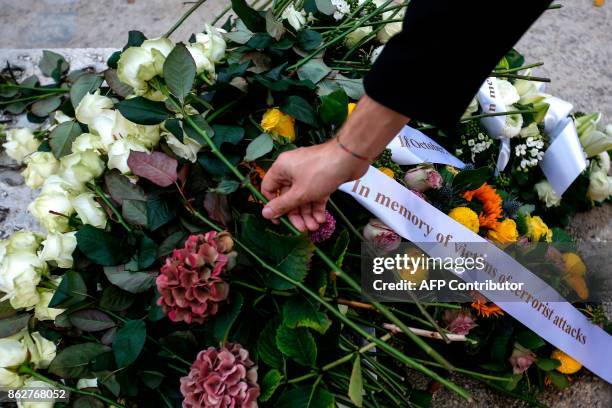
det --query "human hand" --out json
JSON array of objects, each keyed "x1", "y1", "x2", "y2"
[{"x1": 260, "y1": 141, "x2": 369, "y2": 232}]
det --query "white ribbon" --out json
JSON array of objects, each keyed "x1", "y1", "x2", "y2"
[
  {"x1": 387, "y1": 126, "x2": 465, "y2": 168},
  {"x1": 340, "y1": 167, "x2": 612, "y2": 383}
]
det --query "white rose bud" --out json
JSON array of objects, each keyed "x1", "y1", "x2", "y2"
[
  {"x1": 501, "y1": 113, "x2": 523, "y2": 139},
  {"x1": 17, "y1": 378, "x2": 57, "y2": 408},
  {"x1": 403, "y1": 166, "x2": 442, "y2": 192},
  {"x1": 39, "y1": 232, "x2": 77, "y2": 268},
  {"x1": 40, "y1": 174, "x2": 82, "y2": 196},
  {"x1": 72, "y1": 193, "x2": 107, "y2": 229},
  {"x1": 90, "y1": 110, "x2": 118, "y2": 150},
  {"x1": 579, "y1": 128, "x2": 612, "y2": 158},
  {"x1": 24, "y1": 332, "x2": 56, "y2": 370},
  {"x1": 28, "y1": 191, "x2": 75, "y2": 233},
  {"x1": 0, "y1": 367, "x2": 24, "y2": 388},
  {"x1": 587, "y1": 170, "x2": 612, "y2": 202},
  {"x1": 513, "y1": 79, "x2": 545, "y2": 104},
  {"x1": 282, "y1": 5, "x2": 306, "y2": 31},
  {"x1": 59, "y1": 150, "x2": 105, "y2": 187},
  {"x1": 2, "y1": 128, "x2": 40, "y2": 164},
  {"x1": 363, "y1": 218, "x2": 401, "y2": 254},
  {"x1": 21, "y1": 152, "x2": 60, "y2": 189},
  {"x1": 592, "y1": 151, "x2": 611, "y2": 174},
  {"x1": 187, "y1": 44, "x2": 216, "y2": 75},
  {"x1": 141, "y1": 37, "x2": 175, "y2": 75},
  {"x1": 377, "y1": 21, "x2": 402, "y2": 44},
  {"x1": 34, "y1": 288, "x2": 65, "y2": 322},
  {"x1": 75, "y1": 91, "x2": 114, "y2": 126},
  {"x1": 535, "y1": 180, "x2": 561, "y2": 207},
  {"x1": 72, "y1": 132, "x2": 105, "y2": 153},
  {"x1": 117, "y1": 47, "x2": 157, "y2": 96},
  {"x1": 497, "y1": 79, "x2": 521, "y2": 106},
  {"x1": 5, "y1": 231, "x2": 43, "y2": 255},
  {"x1": 194, "y1": 24, "x2": 227, "y2": 63},
  {"x1": 344, "y1": 27, "x2": 372, "y2": 48},
  {"x1": 107, "y1": 138, "x2": 148, "y2": 174},
  {"x1": 0, "y1": 252, "x2": 47, "y2": 309},
  {"x1": 165, "y1": 132, "x2": 202, "y2": 163},
  {"x1": 112, "y1": 112, "x2": 160, "y2": 149},
  {"x1": 0, "y1": 338, "x2": 28, "y2": 368}
]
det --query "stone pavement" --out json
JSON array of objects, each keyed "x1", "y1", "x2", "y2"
[{"x1": 1, "y1": 0, "x2": 611, "y2": 406}]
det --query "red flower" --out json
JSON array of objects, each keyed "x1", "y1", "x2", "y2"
[
  {"x1": 156, "y1": 232, "x2": 235, "y2": 324},
  {"x1": 309, "y1": 210, "x2": 336, "y2": 243},
  {"x1": 181, "y1": 343, "x2": 260, "y2": 408}
]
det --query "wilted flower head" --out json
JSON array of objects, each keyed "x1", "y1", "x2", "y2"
[
  {"x1": 310, "y1": 210, "x2": 336, "y2": 243},
  {"x1": 443, "y1": 309, "x2": 477, "y2": 335},
  {"x1": 157, "y1": 232, "x2": 235, "y2": 324},
  {"x1": 180, "y1": 343, "x2": 259, "y2": 408},
  {"x1": 363, "y1": 218, "x2": 401, "y2": 253},
  {"x1": 509, "y1": 343, "x2": 536, "y2": 374}
]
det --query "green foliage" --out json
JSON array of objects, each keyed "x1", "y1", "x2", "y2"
[
  {"x1": 76, "y1": 225, "x2": 130, "y2": 266},
  {"x1": 283, "y1": 296, "x2": 331, "y2": 334},
  {"x1": 117, "y1": 97, "x2": 170, "y2": 125},
  {"x1": 163, "y1": 44, "x2": 196, "y2": 102},
  {"x1": 70, "y1": 74, "x2": 104, "y2": 108},
  {"x1": 113, "y1": 320, "x2": 147, "y2": 367},
  {"x1": 276, "y1": 324, "x2": 317, "y2": 367},
  {"x1": 319, "y1": 89, "x2": 348, "y2": 126},
  {"x1": 49, "y1": 120, "x2": 82, "y2": 158},
  {"x1": 49, "y1": 343, "x2": 111, "y2": 379}
]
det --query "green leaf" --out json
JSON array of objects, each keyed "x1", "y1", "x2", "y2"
[
  {"x1": 49, "y1": 343, "x2": 111, "y2": 379},
  {"x1": 276, "y1": 325, "x2": 317, "y2": 367},
  {"x1": 331, "y1": 229, "x2": 350, "y2": 269},
  {"x1": 297, "y1": 30, "x2": 323, "y2": 51},
  {"x1": 70, "y1": 74, "x2": 104, "y2": 108},
  {"x1": 319, "y1": 89, "x2": 348, "y2": 126},
  {"x1": 49, "y1": 270, "x2": 88, "y2": 308},
  {"x1": 163, "y1": 44, "x2": 196, "y2": 102},
  {"x1": 515, "y1": 330, "x2": 546, "y2": 350},
  {"x1": 104, "y1": 171, "x2": 147, "y2": 205},
  {"x1": 231, "y1": 0, "x2": 266, "y2": 32},
  {"x1": 113, "y1": 320, "x2": 147, "y2": 367},
  {"x1": 265, "y1": 10, "x2": 286, "y2": 40},
  {"x1": 245, "y1": 133, "x2": 273, "y2": 161},
  {"x1": 0, "y1": 314, "x2": 30, "y2": 338},
  {"x1": 104, "y1": 69, "x2": 133, "y2": 98},
  {"x1": 140, "y1": 371, "x2": 165, "y2": 389},
  {"x1": 99, "y1": 286, "x2": 135, "y2": 312},
  {"x1": 122, "y1": 199, "x2": 148, "y2": 226},
  {"x1": 260, "y1": 369, "x2": 283, "y2": 402},
  {"x1": 76, "y1": 225, "x2": 130, "y2": 266},
  {"x1": 184, "y1": 115, "x2": 214, "y2": 145},
  {"x1": 276, "y1": 386, "x2": 335, "y2": 408},
  {"x1": 241, "y1": 215, "x2": 315, "y2": 290},
  {"x1": 211, "y1": 124, "x2": 244, "y2": 146},
  {"x1": 453, "y1": 166, "x2": 491, "y2": 191},
  {"x1": 212, "y1": 292, "x2": 243, "y2": 343},
  {"x1": 547, "y1": 370, "x2": 570, "y2": 389},
  {"x1": 30, "y1": 95, "x2": 63, "y2": 117},
  {"x1": 138, "y1": 235, "x2": 158, "y2": 269},
  {"x1": 69, "y1": 309, "x2": 116, "y2": 332},
  {"x1": 257, "y1": 319, "x2": 284, "y2": 369},
  {"x1": 117, "y1": 97, "x2": 170, "y2": 125},
  {"x1": 297, "y1": 59, "x2": 331, "y2": 84},
  {"x1": 165, "y1": 118, "x2": 184, "y2": 142},
  {"x1": 39, "y1": 50, "x2": 69, "y2": 78},
  {"x1": 210, "y1": 179, "x2": 240, "y2": 195},
  {"x1": 147, "y1": 197, "x2": 178, "y2": 231},
  {"x1": 315, "y1": 0, "x2": 334, "y2": 15},
  {"x1": 349, "y1": 356, "x2": 364, "y2": 407},
  {"x1": 536, "y1": 358, "x2": 561, "y2": 371},
  {"x1": 103, "y1": 265, "x2": 156, "y2": 294},
  {"x1": 283, "y1": 296, "x2": 331, "y2": 334},
  {"x1": 49, "y1": 120, "x2": 82, "y2": 158},
  {"x1": 281, "y1": 95, "x2": 316, "y2": 126}
]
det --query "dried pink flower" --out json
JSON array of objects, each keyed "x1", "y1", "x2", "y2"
[
  {"x1": 156, "y1": 231, "x2": 234, "y2": 324},
  {"x1": 363, "y1": 218, "x2": 401, "y2": 253},
  {"x1": 509, "y1": 344, "x2": 537, "y2": 374},
  {"x1": 180, "y1": 343, "x2": 260, "y2": 408},
  {"x1": 309, "y1": 210, "x2": 336, "y2": 243},
  {"x1": 443, "y1": 309, "x2": 477, "y2": 335}
]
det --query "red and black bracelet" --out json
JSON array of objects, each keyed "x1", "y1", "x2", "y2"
[{"x1": 336, "y1": 134, "x2": 372, "y2": 162}]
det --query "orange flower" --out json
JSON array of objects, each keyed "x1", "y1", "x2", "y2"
[
  {"x1": 463, "y1": 183, "x2": 503, "y2": 229},
  {"x1": 470, "y1": 292, "x2": 504, "y2": 318}
]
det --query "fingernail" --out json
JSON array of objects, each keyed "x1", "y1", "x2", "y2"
[{"x1": 262, "y1": 206, "x2": 274, "y2": 219}]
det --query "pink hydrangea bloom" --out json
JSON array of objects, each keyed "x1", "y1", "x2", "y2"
[
  {"x1": 181, "y1": 343, "x2": 260, "y2": 408},
  {"x1": 156, "y1": 232, "x2": 234, "y2": 324},
  {"x1": 309, "y1": 210, "x2": 336, "y2": 243}
]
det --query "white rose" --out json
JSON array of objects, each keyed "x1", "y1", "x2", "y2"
[
  {"x1": 187, "y1": 44, "x2": 216, "y2": 75},
  {"x1": 17, "y1": 378, "x2": 57, "y2": 408},
  {"x1": 141, "y1": 37, "x2": 175, "y2": 75},
  {"x1": 90, "y1": 110, "x2": 118, "y2": 150},
  {"x1": 519, "y1": 122, "x2": 540, "y2": 139},
  {"x1": 0, "y1": 252, "x2": 46, "y2": 309},
  {"x1": 370, "y1": 45, "x2": 384, "y2": 64},
  {"x1": 59, "y1": 150, "x2": 105, "y2": 187},
  {"x1": 2, "y1": 128, "x2": 40, "y2": 164},
  {"x1": 194, "y1": 25, "x2": 227, "y2": 63},
  {"x1": 497, "y1": 79, "x2": 520, "y2": 106},
  {"x1": 535, "y1": 180, "x2": 561, "y2": 207},
  {"x1": 5, "y1": 231, "x2": 43, "y2": 255},
  {"x1": 34, "y1": 288, "x2": 64, "y2": 322},
  {"x1": 77, "y1": 378, "x2": 98, "y2": 389},
  {"x1": 39, "y1": 232, "x2": 77, "y2": 268},
  {"x1": 0, "y1": 338, "x2": 28, "y2": 368},
  {"x1": 377, "y1": 20, "x2": 403, "y2": 44},
  {"x1": 28, "y1": 191, "x2": 75, "y2": 233},
  {"x1": 344, "y1": 27, "x2": 372, "y2": 48},
  {"x1": 363, "y1": 218, "x2": 401, "y2": 253},
  {"x1": 107, "y1": 138, "x2": 148, "y2": 174},
  {"x1": 75, "y1": 91, "x2": 114, "y2": 126},
  {"x1": 24, "y1": 332, "x2": 56, "y2": 370},
  {"x1": 72, "y1": 193, "x2": 107, "y2": 229},
  {"x1": 21, "y1": 152, "x2": 60, "y2": 189},
  {"x1": 282, "y1": 5, "x2": 306, "y2": 31},
  {"x1": 113, "y1": 112, "x2": 160, "y2": 149},
  {"x1": 117, "y1": 47, "x2": 157, "y2": 96},
  {"x1": 53, "y1": 111, "x2": 73, "y2": 124},
  {"x1": 40, "y1": 175, "x2": 82, "y2": 196},
  {"x1": 592, "y1": 151, "x2": 611, "y2": 174},
  {"x1": 513, "y1": 79, "x2": 545, "y2": 104},
  {"x1": 501, "y1": 113, "x2": 523, "y2": 138},
  {"x1": 165, "y1": 133, "x2": 202, "y2": 163},
  {"x1": 72, "y1": 133, "x2": 105, "y2": 153},
  {"x1": 580, "y1": 128, "x2": 612, "y2": 158},
  {"x1": 587, "y1": 170, "x2": 612, "y2": 202},
  {"x1": 0, "y1": 367, "x2": 24, "y2": 388}
]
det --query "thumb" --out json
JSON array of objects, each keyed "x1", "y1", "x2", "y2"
[{"x1": 262, "y1": 188, "x2": 304, "y2": 220}]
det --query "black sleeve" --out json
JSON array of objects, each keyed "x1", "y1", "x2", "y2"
[{"x1": 363, "y1": 0, "x2": 553, "y2": 130}]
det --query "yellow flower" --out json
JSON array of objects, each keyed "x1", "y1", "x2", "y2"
[
  {"x1": 551, "y1": 349, "x2": 582, "y2": 374},
  {"x1": 379, "y1": 167, "x2": 395, "y2": 179},
  {"x1": 445, "y1": 165, "x2": 459, "y2": 176},
  {"x1": 261, "y1": 108, "x2": 295, "y2": 141},
  {"x1": 347, "y1": 103, "x2": 357, "y2": 117},
  {"x1": 563, "y1": 253, "x2": 586, "y2": 276},
  {"x1": 487, "y1": 219, "x2": 518, "y2": 245},
  {"x1": 449, "y1": 207, "x2": 480, "y2": 233},
  {"x1": 525, "y1": 215, "x2": 552, "y2": 242},
  {"x1": 397, "y1": 248, "x2": 429, "y2": 284},
  {"x1": 566, "y1": 274, "x2": 589, "y2": 300}
]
